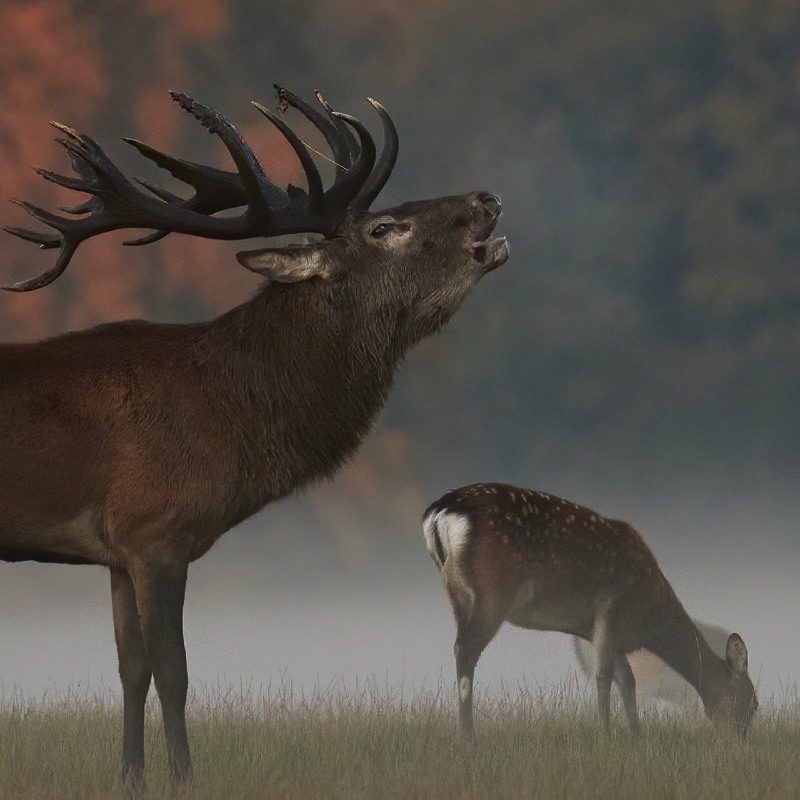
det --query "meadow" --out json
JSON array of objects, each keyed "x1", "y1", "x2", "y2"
[{"x1": 0, "y1": 680, "x2": 798, "y2": 800}]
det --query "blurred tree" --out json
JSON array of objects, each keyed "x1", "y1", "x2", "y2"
[{"x1": 1, "y1": 0, "x2": 798, "y2": 530}]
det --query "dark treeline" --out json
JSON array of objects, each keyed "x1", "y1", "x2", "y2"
[{"x1": 1, "y1": 0, "x2": 798, "y2": 540}]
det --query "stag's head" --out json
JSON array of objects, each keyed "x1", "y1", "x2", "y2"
[
  {"x1": 4, "y1": 86, "x2": 508, "y2": 344},
  {"x1": 238, "y1": 191, "x2": 507, "y2": 343},
  {"x1": 703, "y1": 633, "x2": 758, "y2": 739}
]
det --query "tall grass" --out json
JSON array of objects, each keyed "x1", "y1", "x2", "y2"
[{"x1": 0, "y1": 680, "x2": 797, "y2": 799}]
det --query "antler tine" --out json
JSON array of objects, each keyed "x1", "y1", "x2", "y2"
[
  {"x1": 251, "y1": 101, "x2": 324, "y2": 210},
  {"x1": 351, "y1": 98, "x2": 399, "y2": 210},
  {"x1": 4, "y1": 188, "x2": 114, "y2": 291},
  {"x1": 274, "y1": 85, "x2": 353, "y2": 173},
  {"x1": 3, "y1": 236, "x2": 78, "y2": 292},
  {"x1": 315, "y1": 91, "x2": 359, "y2": 164},
  {"x1": 135, "y1": 177, "x2": 185, "y2": 205},
  {"x1": 323, "y1": 112, "x2": 377, "y2": 209},
  {"x1": 3, "y1": 95, "x2": 274, "y2": 291},
  {"x1": 9, "y1": 198, "x2": 73, "y2": 230},
  {"x1": 123, "y1": 137, "x2": 270, "y2": 208},
  {"x1": 122, "y1": 179, "x2": 184, "y2": 246},
  {"x1": 124, "y1": 230, "x2": 168, "y2": 247},
  {"x1": 122, "y1": 138, "x2": 277, "y2": 247},
  {"x1": 3, "y1": 87, "x2": 400, "y2": 290},
  {"x1": 120, "y1": 98, "x2": 297, "y2": 247},
  {"x1": 2, "y1": 124, "x2": 148, "y2": 289},
  {"x1": 51, "y1": 123, "x2": 134, "y2": 189},
  {"x1": 168, "y1": 92, "x2": 273, "y2": 224},
  {"x1": 59, "y1": 199, "x2": 95, "y2": 215},
  {"x1": 3, "y1": 226, "x2": 61, "y2": 249},
  {"x1": 123, "y1": 174, "x2": 219, "y2": 246},
  {"x1": 34, "y1": 166, "x2": 95, "y2": 193}
]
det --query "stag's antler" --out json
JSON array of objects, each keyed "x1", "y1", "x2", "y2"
[{"x1": 3, "y1": 87, "x2": 398, "y2": 291}]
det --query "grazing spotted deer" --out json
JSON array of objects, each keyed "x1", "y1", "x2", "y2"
[
  {"x1": 423, "y1": 483, "x2": 757, "y2": 739},
  {"x1": 573, "y1": 621, "x2": 732, "y2": 706},
  {"x1": 0, "y1": 86, "x2": 509, "y2": 783}
]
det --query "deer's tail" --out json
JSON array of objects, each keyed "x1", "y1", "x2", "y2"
[{"x1": 422, "y1": 499, "x2": 472, "y2": 571}]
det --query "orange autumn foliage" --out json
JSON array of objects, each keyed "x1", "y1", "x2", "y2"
[
  {"x1": 0, "y1": 0, "x2": 273, "y2": 341},
  {"x1": 141, "y1": 0, "x2": 227, "y2": 40}
]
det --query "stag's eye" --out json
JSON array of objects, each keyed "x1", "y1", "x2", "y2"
[{"x1": 370, "y1": 222, "x2": 395, "y2": 238}]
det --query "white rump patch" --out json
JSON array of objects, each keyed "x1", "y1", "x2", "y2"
[
  {"x1": 459, "y1": 675, "x2": 472, "y2": 700},
  {"x1": 422, "y1": 509, "x2": 472, "y2": 569}
]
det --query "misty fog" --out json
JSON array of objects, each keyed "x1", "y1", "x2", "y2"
[{"x1": 1, "y1": 1, "x2": 798, "y2": 705}]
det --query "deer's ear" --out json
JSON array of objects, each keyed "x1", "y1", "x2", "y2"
[
  {"x1": 236, "y1": 245, "x2": 330, "y2": 283},
  {"x1": 725, "y1": 633, "x2": 749, "y2": 677}
]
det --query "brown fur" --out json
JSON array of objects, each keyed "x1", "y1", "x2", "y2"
[
  {"x1": 423, "y1": 483, "x2": 758, "y2": 739},
  {"x1": 573, "y1": 620, "x2": 732, "y2": 705},
  {"x1": 1, "y1": 192, "x2": 508, "y2": 782}
]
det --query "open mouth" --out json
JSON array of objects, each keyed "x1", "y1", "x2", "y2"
[
  {"x1": 472, "y1": 235, "x2": 510, "y2": 271},
  {"x1": 469, "y1": 192, "x2": 509, "y2": 272}
]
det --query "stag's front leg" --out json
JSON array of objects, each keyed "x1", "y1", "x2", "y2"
[
  {"x1": 130, "y1": 559, "x2": 192, "y2": 782},
  {"x1": 110, "y1": 568, "x2": 152, "y2": 785}
]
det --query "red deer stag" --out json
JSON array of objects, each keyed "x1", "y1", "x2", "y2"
[
  {"x1": 423, "y1": 483, "x2": 757, "y2": 739},
  {"x1": 0, "y1": 86, "x2": 509, "y2": 783}
]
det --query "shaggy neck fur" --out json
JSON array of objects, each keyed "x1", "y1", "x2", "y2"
[{"x1": 199, "y1": 277, "x2": 408, "y2": 521}]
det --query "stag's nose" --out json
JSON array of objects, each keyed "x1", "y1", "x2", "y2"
[{"x1": 478, "y1": 192, "x2": 502, "y2": 217}]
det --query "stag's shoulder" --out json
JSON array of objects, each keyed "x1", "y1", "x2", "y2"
[{"x1": 17, "y1": 318, "x2": 206, "y2": 356}]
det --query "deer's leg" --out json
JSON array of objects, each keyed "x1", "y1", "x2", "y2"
[
  {"x1": 110, "y1": 567, "x2": 152, "y2": 785},
  {"x1": 129, "y1": 559, "x2": 192, "y2": 782},
  {"x1": 613, "y1": 651, "x2": 641, "y2": 735},
  {"x1": 452, "y1": 595, "x2": 503, "y2": 741},
  {"x1": 592, "y1": 614, "x2": 616, "y2": 731}
]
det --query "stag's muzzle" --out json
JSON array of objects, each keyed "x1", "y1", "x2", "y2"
[{"x1": 471, "y1": 192, "x2": 508, "y2": 273}]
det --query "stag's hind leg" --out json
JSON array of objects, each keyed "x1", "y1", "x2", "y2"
[
  {"x1": 614, "y1": 651, "x2": 641, "y2": 735},
  {"x1": 129, "y1": 559, "x2": 192, "y2": 782},
  {"x1": 110, "y1": 567, "x2": 152, "y2": 785}
]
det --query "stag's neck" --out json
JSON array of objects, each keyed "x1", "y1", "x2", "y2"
[
  {"x1": 201, "y1": 281, "x2": 404, "y2": 505},
  {"x1": 643, "y1": 591, "x2": 726, "y2": 704}
]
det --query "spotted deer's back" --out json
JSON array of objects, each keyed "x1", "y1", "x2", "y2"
[{"x1": 439, "y1": 483, "x2": 665, "y2": 597}]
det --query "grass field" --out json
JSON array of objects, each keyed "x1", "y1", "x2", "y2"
[{"x1": 0, "y1": 680, "x2": 798, "y2": 799}]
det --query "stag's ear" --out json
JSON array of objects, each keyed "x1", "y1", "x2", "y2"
[
  {"x1": 236, "y1": 245, "x2": 331, "y2": 283},
  {"x1": 725, "y1": 633, "x2": 749, "y2": 677}
]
